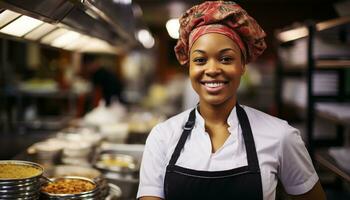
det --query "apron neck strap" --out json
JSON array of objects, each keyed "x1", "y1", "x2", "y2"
[
  {"x1": 169, "y1": 108, "x2": 196, "y2": 165},
  {"x1": 236, "y1": 104, "x2": 260, "y2": 171}
]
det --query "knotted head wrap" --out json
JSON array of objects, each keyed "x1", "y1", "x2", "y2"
[{"x1": 174, "y1": 1, "x2": 267, "y2": 66}]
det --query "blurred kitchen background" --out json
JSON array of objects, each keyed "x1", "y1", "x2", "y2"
[{"x1": 0, "y1": 0, "x2": 349, "y2": 199}]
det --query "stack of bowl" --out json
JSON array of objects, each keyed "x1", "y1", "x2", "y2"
[{"x1": 0, "y1": 160, "x2": 43, "y2": 200}]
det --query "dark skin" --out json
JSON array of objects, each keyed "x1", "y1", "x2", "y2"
[{"x1": 140, "y1": 33, "x2": 326, "y2": 200}]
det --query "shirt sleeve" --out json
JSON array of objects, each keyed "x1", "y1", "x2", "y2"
[
  {"x1": 278, "y1": 125, "x2": 319, "y2": 195},
  {"x1": 137, "y1": 124, "x2": 167, "y2": 199}
]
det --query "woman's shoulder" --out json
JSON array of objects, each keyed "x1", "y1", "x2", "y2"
[
  {"x1": 242, "y1": 105, "x2": 299, "y2": 141},
  {"x1": 242, "y1": 105, "x2": 289, "y2": 129}
]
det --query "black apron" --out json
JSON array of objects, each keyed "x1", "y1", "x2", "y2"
[{"x1": 164, "y1": 104, "x2": 263, "y2": 200}]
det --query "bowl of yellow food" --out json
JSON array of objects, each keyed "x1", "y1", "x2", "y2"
[
  {"x1": 94, "y1": 153, "x2": 138, "y2": 174},
  {"x1": 0, "y1": 160, "x2": 43, "y2": 199}
]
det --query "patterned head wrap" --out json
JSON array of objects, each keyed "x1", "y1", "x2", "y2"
[{"x1": 174, "y1": 1, "x2": 266, "y2": 66}]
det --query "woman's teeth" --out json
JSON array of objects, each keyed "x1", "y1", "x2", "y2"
[{"x1": 205, "y1": 82, "x2": 224, "y2": 88}]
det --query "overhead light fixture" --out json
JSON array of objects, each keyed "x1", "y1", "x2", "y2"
[
  {"x1": 166, "y1": 18, "x2": 179, "y2": 39},
  {"x1": 137, "y1": 29, "x2": 155, "y2": 49},
  {"x1": 41, "y1": 28, "x2": 69, "y2": 45},
  {"x1": 82, "y1": 37, "x2": 116, "y2": 53},
  {"x1": 277, "y1": 27, "x2": 308, "y2": 42},
  {"x1": 24, "y1": 23, "x2": 56, "y2": 41},
  {"x1": 51, "y1": 30, "x2": 80, "y2": 48},
  {"x1": 113, "y1": 0, "x2": 132, "y2": 5},
  {"x1": 0, "y1": 10, "x2": 21, "y2": 27},
  {"x1": 0, "y1": 15, "x2": 43, "y2": 37},
  {"x1": 0, "y1": 10, "x2": 119, "y2": 54},
  {"x1": 64, "y1": 35, "x2": 91, "y2": 51}
]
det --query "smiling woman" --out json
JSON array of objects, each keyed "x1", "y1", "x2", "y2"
[
  {"x1": 189, "y1": 33, "x2": 244, "y2": 108},
  {"x1": 137, "y1": 1, "x2": 326, "y2": 200}
]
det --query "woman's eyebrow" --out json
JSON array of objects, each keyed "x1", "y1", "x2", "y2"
[
  {"x1": 191, "y1": 48, "x2": 236, "y2": 55},
  {"x1": 191, "y1": 49, "x2": 205, "y2": 55},
  {"x1": 219, "y1": 48, "x2": 235, "y2": 53}
]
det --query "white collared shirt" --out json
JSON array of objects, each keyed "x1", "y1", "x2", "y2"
[{"x1": 137, "y1": 105, "x2": 318, "y2": 200}]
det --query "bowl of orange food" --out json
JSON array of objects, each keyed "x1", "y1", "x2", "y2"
[{"x1": 40, "y1": 176, "x2": 99, "y2": 199}]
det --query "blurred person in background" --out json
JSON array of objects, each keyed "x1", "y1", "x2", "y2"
[
  {"x1": 83, "y1": 54, "x2": 125, "y2": 107},
  {"x1": 137, "y1": 1, "x2": 326, "y2": 200}
]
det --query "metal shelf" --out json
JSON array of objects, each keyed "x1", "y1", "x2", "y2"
[
  {"x1": 276, "y1": 16, "x2": 350, "y2": 43},
  {"x1": 316, "y1": 60, "x2": 350, "y2": 69},
  {"x1": 282, "y1": 101, "x2": 350, "y2": 126},
  {"x1": 315, "y1": 150, "x2": 350, "y2": 183}
]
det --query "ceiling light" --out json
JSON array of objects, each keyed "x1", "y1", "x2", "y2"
[
  {"x1": 277, "y1": 27, "x2": 308, "y2": 42},
  {"x1": 137, "y1": 29, "x2": 155, "y2": 49},
  {"x1": 0, "y1": 15, "x2": 43, "y2": 37},
  {"x1": 166, "y1": 18, "x2": 179, "y2": 39},
  {"x1": 0, "y1": 10, "x2": 21, "y2": 28},
  {"x1": 113, "y1": 0, "x2": 132, "y2": 5},
  {"x1": 24, "y1": 23, "x2": 56, "y2": 41},
  {"x1": 41, "y1": 28, "x2": 69, "y2": 45},
  {"x1": 64, "y1": 35, "x2": 91, "y2": 51},
  {"x1": 51, "y1": 30, "x2": 80, "y2": 48},
  {"x1": 82, "y1": 38, "x2": 116, "y2": 53}
]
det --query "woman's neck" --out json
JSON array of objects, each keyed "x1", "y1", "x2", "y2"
[{"x1": 198, "y1": 99, "x2": 236, "y2": 125}]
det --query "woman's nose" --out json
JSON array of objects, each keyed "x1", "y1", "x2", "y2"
[{"x1": 204, "y1": 60, "x2": 221, "y2": 76}]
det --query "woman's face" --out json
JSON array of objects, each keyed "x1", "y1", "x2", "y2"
[{"x1": 189, "y1": 33, "x2": 245, "y2": 107}]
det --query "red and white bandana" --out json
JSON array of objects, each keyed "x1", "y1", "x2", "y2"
[
  {"x1": 188, "y1": 24, "x2": 246, "y2": 60},
  {"x1": 174, "y1": 1, "x2": 266, "y2": 66}
]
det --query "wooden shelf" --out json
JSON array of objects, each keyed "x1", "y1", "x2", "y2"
[{"x1": 315, "y1": 150, "x2": 350, "y2": 182}]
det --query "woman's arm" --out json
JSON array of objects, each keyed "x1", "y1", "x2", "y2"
[
  {"x1": 140, "y1": 196, "x2": 163, "y2": 200},
  {"x1": 289, "y1": 181, "x2": 326, "y2": 200}
]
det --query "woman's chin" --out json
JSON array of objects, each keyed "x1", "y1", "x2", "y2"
[{"x1": 200, "y1": 96, "x2": 235, "y2": 107}]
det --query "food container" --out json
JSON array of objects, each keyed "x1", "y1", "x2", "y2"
[
  {"x1": 0, "y1": 160, "x2": 43, "y2": 200},
  {"x1": 95, "y1": 153, "x2": 138, "y2": 174},
  {"x1": 62, "y1": 141, "x2": 92, "y2": 158},
  {"x1": 100, "y1": 122, "x2": 129, "y2": 143},
  {"x1": 44, "y1": 165, "x2": 109, "y2": 199},
  {"x1": 60, "y1": 156, "x2": 90, "y2": 167},
  {"x1": 31, "y1": 138, "x2": 64, "y2": 161},
  {"x1": 40, "y1": 176, "x2": 99, "y2": 199},
  {"x1": 58, "y1": 128, "x2": 103, "y2": 147},
  {"x1": 94, "y1": 151, "x2": 140, "y2": 199}
]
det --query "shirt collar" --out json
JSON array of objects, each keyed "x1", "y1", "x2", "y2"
[{"x1": 194, "y1": 105, "x2": 239, "y2": 133}]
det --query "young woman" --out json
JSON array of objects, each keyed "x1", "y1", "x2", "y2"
[{"x1": 137, "y1": 1, "x2": 326, "y2": 199}]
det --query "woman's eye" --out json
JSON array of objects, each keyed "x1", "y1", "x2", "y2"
[
  {"x1": 193, "y1": 58, "x2": 206, "y2": 64},
  {"x1": 220, "y1": 56, "x2": 233, "y2": 63}
]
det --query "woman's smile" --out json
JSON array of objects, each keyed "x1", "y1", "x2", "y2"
[{"x1": 201, "y1": 80, "x2": 229, "y2": 93}]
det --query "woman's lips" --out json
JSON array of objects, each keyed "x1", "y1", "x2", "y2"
[{"x1": 201, "y1": 81, "x2": 228, "y2": 93}]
